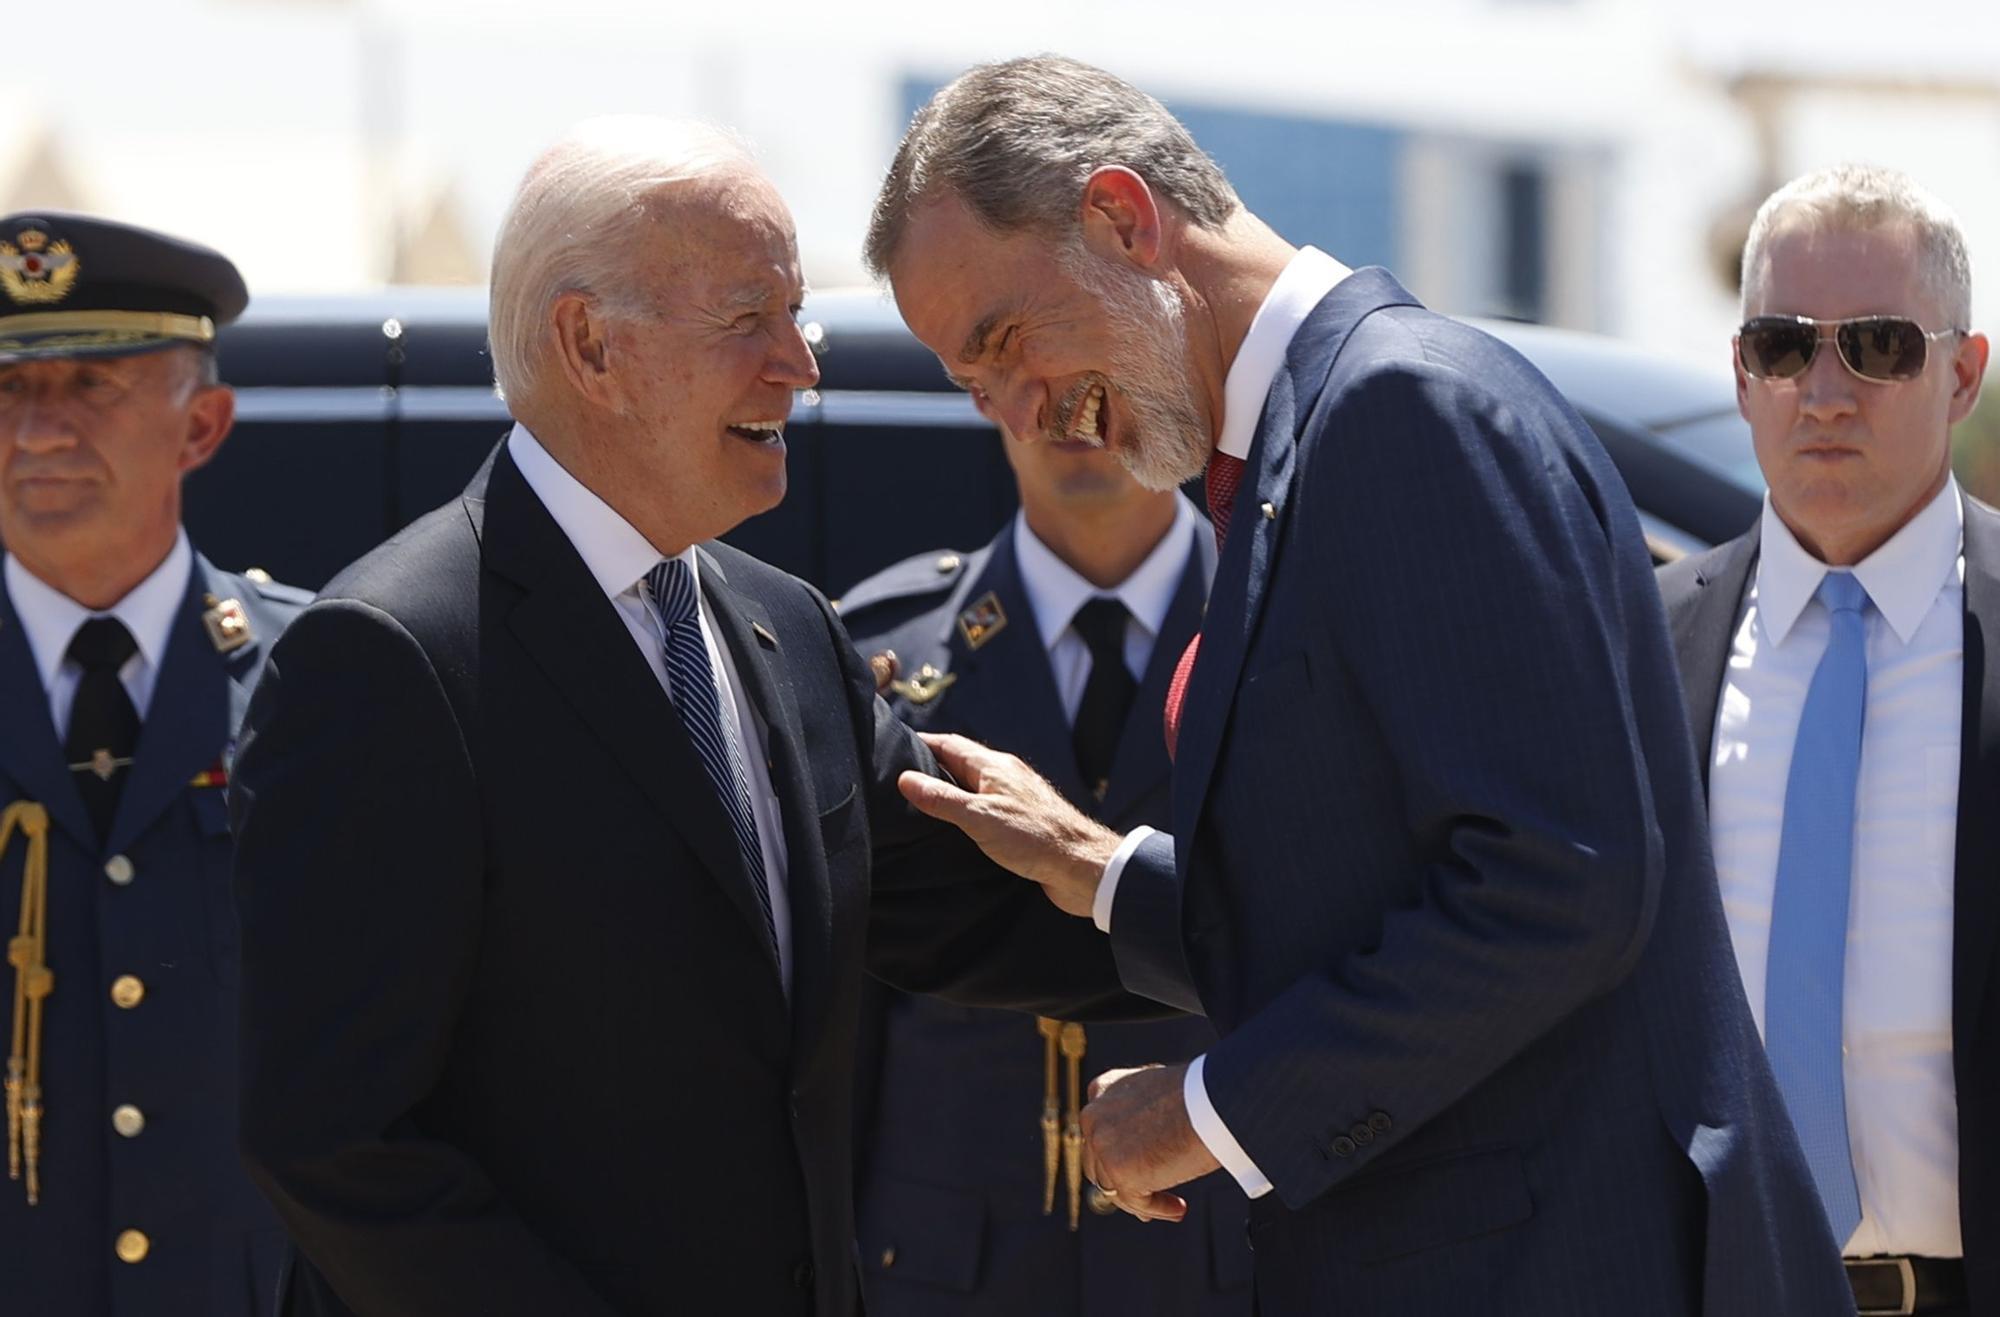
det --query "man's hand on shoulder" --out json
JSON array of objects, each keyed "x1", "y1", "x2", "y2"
[{"x1": 897, "y1": 731, "x2": 1121, "y2": 918}]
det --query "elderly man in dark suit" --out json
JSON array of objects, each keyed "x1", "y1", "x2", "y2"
[
  {"x1": 864, "y1": 56, "x2": 1855, "y2": 1316},
  {"x1": 0, "y1": 211, "x2": 306, "y2": 1315},
  {"x1": 1659, "y1": 165, "x2": 1992, "y2": 1317},
  {"x1": 228, "y1": 117, "x2": 1131, "y2": 1317},
  {"x1": 840, "y1": 425, "x2": 1248, "y2": 1315}
]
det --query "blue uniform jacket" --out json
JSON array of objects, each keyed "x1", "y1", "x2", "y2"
[
  {"x1": 0, "y1": 551, "x2": 306, "y2": 1316},
  {"x1": 840, "y1": 514, "x2": 1252, "y2": 1317}
]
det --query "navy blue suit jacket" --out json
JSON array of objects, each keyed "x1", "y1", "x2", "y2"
[
  {"x1": 1105, "y1": 270, "x2": 1854, "y2": 1315},
  {"x1": 0, "y1": 552, "x2": 305, "y2": 1317},
  {"x1": 1660, "y1": 506, "x2": 2000, "y2": 1314},
  {"x1": 841, "y1": 515, "x2": 1251, "y2": 1315}
]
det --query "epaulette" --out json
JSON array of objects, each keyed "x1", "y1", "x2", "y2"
[
  {"x1": 237, "y1": 567, "x2": 313, "y2": 608},
  {"x1": 832, "y1": 549, "x2": 970, "y2": 618}
]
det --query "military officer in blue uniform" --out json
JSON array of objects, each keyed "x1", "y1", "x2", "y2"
[
  {"x1": 841, "y1": 427, "x2": 1250, "y2": 1316},
  {"x1": 0, "y1": 211, "x2": 306, "y2": 1315}
]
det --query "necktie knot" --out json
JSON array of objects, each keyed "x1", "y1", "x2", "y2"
[
  {"x1": 67, "y1": 616, "x2": 138, "y2": 673},
  {"x1": 646, "y1": 559, "x2": 699, "y2": 629},
  {"x1": 1816, "y1": 571, "x2": 1869, "y2": 618},
  {"x1": 1071, "y1": 597, "x2": 1130, "y2": 665}
]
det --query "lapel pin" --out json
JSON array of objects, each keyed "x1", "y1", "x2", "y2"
[
  {"x1": 1261, "y1": 502, "x2": 1276, "y2": 520},
  {"x1": 890, "y1": 663, "x2": 958, "y2": 707},
  {"x1": 201, "y1": 594, "x2": 253, "y2": 655},
  {"x1": 957, "y1": 592, "x2": 1007, "y2": 650}
]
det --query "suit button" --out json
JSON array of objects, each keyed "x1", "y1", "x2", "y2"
[
  {"x1": 1349, "y1": 1122, "x2": 1374, "y2": 1147},
  {"x1": 115, "y1": 1229, "x2": 150, "y2": 1264},
  {"x1": 792, "y1": 1261, "x2": 814, "y2": 1290},
  {"x1": 879, "y1": 1246, "x2": 896, "y2": 1269},
  {"x1": 109, "y1": 976, "x2": 145, "y2": 1009},
  {"x1": 1368, "y1": 1111, "x2": 1393, "y2": 1134},
  {"x1": 1330, "y1": 1136, "x2": 1357, "y2": 1157},
  {"x1": 112, "y1": 1104, "x2": 146, "y2": 1138},
  {"x1": 104, "y1": 855, "x2": 135, "y2": 886}
]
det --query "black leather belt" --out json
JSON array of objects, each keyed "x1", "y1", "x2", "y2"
[{"x1": 1846, "y1": 1256, "x2": 1966, "y2": 1315}]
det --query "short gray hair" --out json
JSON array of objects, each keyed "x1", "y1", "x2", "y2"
[
  {"x1": 1741, "y1": 164, "x2": 1973, "y2": 328},
  {"x1": 489, "y1": 116, "x2": 755, "y2": 404},
  {"x1": 865, "y1": 55, "x2": 1240, "y2": 279}
]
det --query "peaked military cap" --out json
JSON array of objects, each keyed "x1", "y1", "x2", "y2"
[{"x1": 0, "y1": 210, "x2": 248, "y2": 362}]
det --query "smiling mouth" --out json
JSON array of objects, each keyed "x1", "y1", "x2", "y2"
[
  {"x1": 1061, "y1": 379, "x2": 1109, "y2": 448},
  {"x1": 726, "y1": 420, "x2": 786, "y2": 447}
]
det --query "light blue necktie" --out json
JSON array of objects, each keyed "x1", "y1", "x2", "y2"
[
  {"x1": 645, "y1": 559, "x2": 778, "y2": 956},
  {"x1": 1765, "y1": 570, "x2": 1869, "y2": 1246}
]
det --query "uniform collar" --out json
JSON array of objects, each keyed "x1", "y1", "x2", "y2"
[
  {"x1": 1216, "y1": 246, "x2": 1348, "y2": 461},
  {"x1": 3, "y1": 528, "x2": 191, "y2": 695},
  {"x1": 1757, "y1": 476, "x2": 1963, "y2": 646},
  {"x1": 1013, "y1": 496, "x2": 1197, "y2": 654},
  {"x1": 507, "y1": 422, "x2": 698, "y2": 599}
]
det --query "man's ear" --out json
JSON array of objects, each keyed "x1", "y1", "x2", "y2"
[
  {"x1": 176, "y1": 380, "x2": 235, "y2": 476},
  {"x1": 551, "y1": 292, "x2": 622, "y2": 411},
  {"x1": 1077, "y1": 167, "x2": 1164, "y2": 271},
  {"x1": 1947, "y1": 330, "x2": 1990, "y2": 426}
]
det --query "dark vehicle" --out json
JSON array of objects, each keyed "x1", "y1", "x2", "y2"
[{"x1": 198, "y1": 289, "x2": 1761, "y2": 593}]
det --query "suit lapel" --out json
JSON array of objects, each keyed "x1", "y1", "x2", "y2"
[
  {"x1": 1172, "y1": 272, "x2": 1416, "y2": 837},
  {"x1": 1100, "y1": 519, "x2": 1212, "y2": 823},
  {"x1": 104, "y1": 560, "x2": 232, "y2": 855},
  {"x1": 0, "y1": 579, "x2": 94, "y2": 849},
  {"x1": 1664, "y1": 531, "x2": 1760, "y2": 793},
  {"x1": 481, "y1": 450, "x2": 782, "y2": 1008},
  {"x1": 1954, "y1": 501, "x2": 2000, "y2": 1055},
  {"x1": 697, "y1": 549, "x2": 818, "y2": 1029}
]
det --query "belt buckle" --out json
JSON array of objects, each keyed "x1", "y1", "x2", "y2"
[{"x1": 1846, "y1": 1257, "x2": 1917, "y2": 1316}]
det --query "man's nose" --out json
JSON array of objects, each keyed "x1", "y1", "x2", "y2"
[
  {"x1": 6, "y1": 398, "x2": 81, "y2": 453},
  {"x1": 1796, "y1": 337, "x2": 1860, "y2": 422},
  {"x1": 767, "y1": 319, "x2": 821, "y2": 391},
  {"x1": 990, "y1": 375, "x2": 1047, "y2": 445}
]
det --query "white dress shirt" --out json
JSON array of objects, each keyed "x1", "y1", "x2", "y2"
[
  {"x1": 1710, "y1": 481, "x2": 1964, "y2": 1258},
  {"x1": 5, "y1": 529, "x2": 192, "y2": 736},
  {"x1": 1011, "y1": 498, "x2": 1196, "y2": 722},
  {"x1": 508, "y1": 424, "x2": 794, "y2": 992},
  {"x1": 1090, "y1": 246, "x2": 1350, "y2": 1199}
]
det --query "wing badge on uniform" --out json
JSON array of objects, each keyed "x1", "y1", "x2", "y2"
[{"x1": 889, "y1": 663, "x2": 957, "y2": 707}]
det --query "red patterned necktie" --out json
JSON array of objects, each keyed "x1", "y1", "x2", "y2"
[{"x1": 1163, "y1": 451, "x2": 1248, "y2": 759}]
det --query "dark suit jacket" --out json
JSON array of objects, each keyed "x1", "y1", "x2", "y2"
[
  {"x1": 1103, "y1": 269, "x2": 1854, "y2": 1316},
  {"x1": 1659, "y1": 501, "x2": 2000, "y2": 1313},
  {"x1": 840, "y1": 515, "x2": 1252, "y2": 1316},
  {"x1": 0, "y1": 553, "x2": 303, "y2": 1317},
  {"x1": 228, "y1": 447, "x2": 1135, "y2": 1317}
]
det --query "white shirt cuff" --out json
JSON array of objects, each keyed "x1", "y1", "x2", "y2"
[
  {"x1": 1093, "y1": 826, "x2": 1154, "y2": 933},
  {"x1": 1185, "y1": 1054, "x2": 1273, "y2": 1199}
]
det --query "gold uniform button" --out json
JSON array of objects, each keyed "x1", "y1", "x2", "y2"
[
  {"x1": 112, "y1": 1104, "x2": 145, "y2": 1138},
  {"x1": 110, "y1": 975, "x2": 145, "y2": 1009},
  {"x1": 104, "y1": 855, "x2": 135, "y2": 886},
  {"x1": 115, "y1": 1229, "x2": 150, "y2": 1264},
  {"x1": 935, "y1": 554, "x2": 961, "y2": 573}
]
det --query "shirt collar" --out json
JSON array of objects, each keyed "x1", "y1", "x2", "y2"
[
  {"x1": 507, "y1": 422, "x2": 697, "y2": 600},
  {"x1": 4, "y1": 528, "x2": 192, "y2": 694},
  {"x1": 1216, "y1": 246, "x2": 1349, "y2": 461},
  {"x1": 1013, "y1": 496, "x2": 1197, "y2": 654},
  {"x1": 1757, "y1": 476, "x2": 1963, "y2": 646}
]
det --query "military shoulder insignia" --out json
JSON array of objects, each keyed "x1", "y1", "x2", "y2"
[
  {"x1": 957, "y1": 591, "x2": 1006, "y2": 650},
  {"x1": 201, "y1": 594, "x2": 253, "y2": 654},
  {"x1": 0, "y1": 228, "x2": 79, "y2": 305},
  {"x1": 889, "y1": 663, "x2": 958, "y2": 706}
]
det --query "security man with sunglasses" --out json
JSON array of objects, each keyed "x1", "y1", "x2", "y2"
[
  {"x1": 0, "y1": 211, "x2": 304, "y2": 1315},
  {"x1": 1660, "y1": 165, "x2": 1992, "y2": 1317}
]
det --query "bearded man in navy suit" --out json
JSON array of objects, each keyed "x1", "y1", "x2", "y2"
[{"x1": 865, "y1": 56, "x2": 1855, "y2": 1316}]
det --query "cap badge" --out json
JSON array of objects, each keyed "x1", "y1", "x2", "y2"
[
  {"x1": 0, "y1": 230, "x2": 79, "y2": 305},
  {"x1": 201, "y1": 594, "x2": 253, "y2": 654},
  {"x1": 957, "y1": 592, "x2": 1007, "y2": 650}
]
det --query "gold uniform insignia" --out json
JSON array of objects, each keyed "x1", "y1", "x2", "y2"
[
  {"x1": 956, "y1": 592, "x2": 1006, "y2": 650},
  {"x1": 201, "y1": 594, "x2": 252, "y2": 654},
  {"x1": 889, "y1": 663, "x2": 957, "y2": 706},
  {"x1": 0, "y1": 230, "x2": 79, "y2": 306}
]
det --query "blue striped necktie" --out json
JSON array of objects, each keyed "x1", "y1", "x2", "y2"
[
  {"x1": 645, "y1": 558, "x2": 778, "y2": 956},
  {"x1": 1765, "y1": 569, "x2": 1870, "y2": 1246}
]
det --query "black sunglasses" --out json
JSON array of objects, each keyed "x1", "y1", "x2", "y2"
[{"x1": 1738, "y1": 314, "x2": 1964, "y2": 383}]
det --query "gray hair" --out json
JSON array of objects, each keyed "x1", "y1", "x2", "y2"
[
  {"x1": 864, "y1": 55, "x2": 1240, "y2": 279},
  {"x1": 489, "y1": 116, "x2": 755, "y2": 404},
  {"x1": 1741, "y1": 164, "x2": 1973, "y2": 328}
]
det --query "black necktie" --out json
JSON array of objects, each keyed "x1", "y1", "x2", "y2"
[
  {"x1": 1070, "y1": 597, "x2": 1136, "y2": 803},
  {"x1": 65, "y1": 617, "x2": 141, "y2": 842}
]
